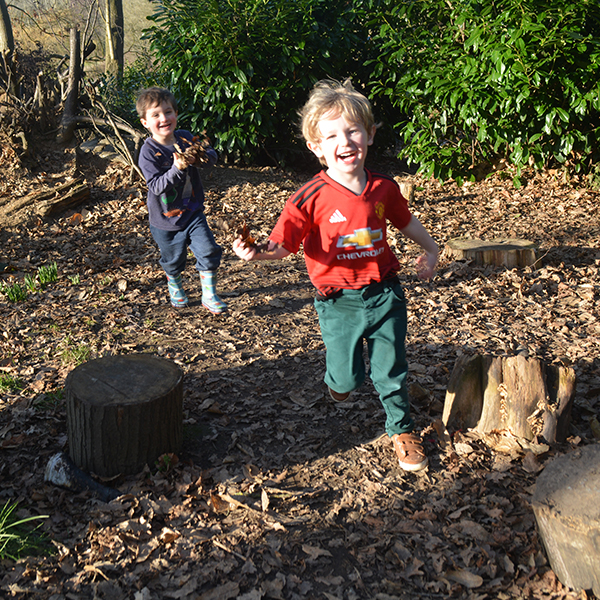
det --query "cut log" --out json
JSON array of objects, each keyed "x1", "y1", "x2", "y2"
[
  {"x1": 446, "y1": 238, "x2": 538, "y2": 268},
  {"x1": 532, "y1": 444, "x2": 600, "y2": 596},
  {"x1": 442, "y1": 354, "x2": 576, "y2": 443},
  {"x1": 1, "y1": 178, "x2": 90, "y2": 222},
  {"x1": 65, "y1": 354, "x2": 183, "y2": 478},
  {"x1": 36, "y1": 179, "x2": 90, "y2": 217}
]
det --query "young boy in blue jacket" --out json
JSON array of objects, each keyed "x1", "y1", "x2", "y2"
[{"x1": 136, "y1": 87, "x2": 226, "y2": 314}]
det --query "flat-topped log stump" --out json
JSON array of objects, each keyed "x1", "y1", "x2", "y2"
[
  {"x1": 532, "y1": 444, "x2": 600, "y2": 596},
  {"x1": 446, "y1": 238, "x2": 538, "y2": 268},
  {"x1": 66, "y1": 354, "x2": 183, "y2": 477},
  {"x1": 443, "y1": 354, "x2": 576, "y2": 443}
]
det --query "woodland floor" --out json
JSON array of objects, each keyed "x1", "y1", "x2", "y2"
[{"x1": 0, "y1": 137, "x2": 599, "y2": 600}]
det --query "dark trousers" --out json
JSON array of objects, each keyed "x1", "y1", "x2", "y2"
[
  {"x1": 150, "y1": 212, "x2": 222, "y2": 277},
  {"x1": 314, "y1": 278, "x2": 414, "y2": 436}
]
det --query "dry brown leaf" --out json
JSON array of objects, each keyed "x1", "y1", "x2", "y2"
[
  {"x1": 210, "y1": 492, "x2": 232, "y2": 513},
  {"x1": 302, "y1": 544, "x2": 332, "y2": 560},
  {"x1": 159, "y1": 527, "x2": 180, "y2": 544},
  {"x1": 261, "y1": 488, "x2": 270, "y2": 512},
  {"x1": 445, "y1": 569, "x2": 483, "y2": 588}
]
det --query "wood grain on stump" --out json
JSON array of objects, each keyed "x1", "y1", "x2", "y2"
[
  {"x1": 446, "y1": 238, "x2": 538, "y2": 268},
  {"x1": 532, "y1": 444, "x2": 600, "y2": 596},
  {"x1": 66, "y1": 354, "x2": 183, "y2": 477},
  {"x1": 443, "y1": 354, "x2": 576, "y2": 443}
]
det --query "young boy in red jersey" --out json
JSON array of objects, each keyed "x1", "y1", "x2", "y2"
[{"x1": 233, "y1": 79, "x2": 438, "y2": 471}]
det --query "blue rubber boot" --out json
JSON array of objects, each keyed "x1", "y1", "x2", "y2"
[
  {"x1": 167, "y1": 274, "x2": 188, "y2": 308},
  {"x1": 200, "y1": 270, "x2": 227, "y2": 314}
]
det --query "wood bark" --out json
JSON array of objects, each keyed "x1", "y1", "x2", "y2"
[
  {"x1": 1, "y1": 178, "x2": 90, "y2": 221},
  {"x1": 0, "y1": 0, "x2": 18, "y2": 98},
  {"x1": 104, "y1": 0, "x2": 124, "y2": 78},
  {"x1": 59, "y1": 28, "x2": 81, "y2": 144},
  {"x1": 532, "y1": 444, "x2": 600, "y2": 596},
  {"x1": 66, "y1": 354, "x2": 183, "y2": 478},
  {"x1": 446, "y1": 238, "x2": 538, "y2": 268},
  {"x1": 442, "y1": 354, "x2": 576, "y2": 443}
]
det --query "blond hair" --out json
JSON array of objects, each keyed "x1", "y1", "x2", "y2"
[
  {"x1": 300, "y1": 79, "x2": 376, "y2": 145},
  {"x1": 135, "y1": 87, "x2": 178, "y2": 120}
]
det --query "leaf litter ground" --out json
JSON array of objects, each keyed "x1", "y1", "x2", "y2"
[{"x1": 0, "y1": 146, "x2": 599, "y2": 600}]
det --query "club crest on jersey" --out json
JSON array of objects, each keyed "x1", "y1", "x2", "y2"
[{"x1": 337, "y1": 227, "x2": 383, "y2": 249}]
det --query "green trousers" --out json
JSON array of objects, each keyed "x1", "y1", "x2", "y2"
[{"x1": 314, "y1": 278, "x2": 414, "y2": 436}]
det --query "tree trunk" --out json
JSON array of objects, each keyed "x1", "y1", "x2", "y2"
[
  {"x1": 104, "y1": 0, "x2": 124, "y2": 78},
  {"x1": 0, "y1": 0, "x2": 17, "y2": 98},
  {"x1": 66, "y1": 354, "x2": 183, "y2": 478},
  {"x1": 59, "y1": 28, "x2": 81, "y2": 144},
  {"x1": 446, "y1": 238, "x2": 538, "y2": 268},
  {"x1": 0, "y1": 0, "x2": 13, "y2": 53},
  {"x1": 442, "y1": 354, "x2": 576, "y2": 443},
  {"x1": 532, "y1": 443, "x2": 600, "y2": 596}
]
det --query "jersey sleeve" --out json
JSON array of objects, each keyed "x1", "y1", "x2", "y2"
[
  {"x1": 269, "y1": 199, "x2": 311, "y2": 254},
  {"x1": 386, "y1": 183, "x2": 412, "y2": 230}
]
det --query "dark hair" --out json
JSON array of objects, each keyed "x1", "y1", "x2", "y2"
[{"x1": 135, "y1": 87, "x2": 177, "y2": 119}]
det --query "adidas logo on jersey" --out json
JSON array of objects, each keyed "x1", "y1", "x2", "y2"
[{"x1": 329, "y1": 209, "x2": 347, "y2": 224}]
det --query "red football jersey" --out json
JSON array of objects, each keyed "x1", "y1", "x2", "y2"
[{"x1": 269, "y1": 169, "x2": 413, "y2": 296}]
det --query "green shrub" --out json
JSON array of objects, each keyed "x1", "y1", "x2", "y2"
[
  {"x1": 367, "y1": 0, "x2": 600, "y2": 184},
  {"x1": 143, "y1": 0, "x2": 373, "y2": 163},
  {"x1": 97, "y1": 55, "x2": 170, "y2": 125}
]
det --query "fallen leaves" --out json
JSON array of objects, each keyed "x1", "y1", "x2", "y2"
[{"x1": 0, "y1": 155, "x2": 598, "y2": 599}]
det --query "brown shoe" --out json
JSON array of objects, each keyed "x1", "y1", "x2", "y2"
[
  {"x1": 391, "y1": 432, "x2": 428, "y2": 471},
  {"x1": 328, "y1": 386, "x2": 350, "y2": 401}
]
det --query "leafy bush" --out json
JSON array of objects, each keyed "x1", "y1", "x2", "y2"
[
  {"x1": 367, "y1": 0, "x2": 600, "y2": 184},
  {"x1": 143, "y1": 0, "x2": 373, "y2": 163},
  {"x1": 96, "y1": 55, "x2": 170, "y2": 125}
]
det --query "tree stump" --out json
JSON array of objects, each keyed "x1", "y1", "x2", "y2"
[
  {"x1": 446, "y1": 238, "x2": 538, "y2": 268},
  {"x1": 532, "y1": 444, "x2": 600, "y2": 596},
  {"x1": 442, "y1": 354, "x2": 576, "y2": 443},
  {"x1": 65, "y1": 354, "x2": 183, "y2": 477}
]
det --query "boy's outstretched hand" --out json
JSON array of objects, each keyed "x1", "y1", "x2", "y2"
[
  {"x1": 415, "y1": 252, "x2": 437, "y2": 280},
  {"x1": 233, "y1": 237, "x2": 257, "y2": 261}
]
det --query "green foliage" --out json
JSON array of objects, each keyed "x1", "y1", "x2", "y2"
[
  {"x1": 367, "y1": 0, "x2": 600, "y2": 183},
  {"x1": 0, "y1": 281, "x2": 28, "y2": 303},
  {"x1": 143, "y1": 0, "x2": 373, "y2": 162},
  {"x1": 24, "y1": 273, "x2": 37, "y2": 292},
  {"x1": 97, "y1": 55, "x2": 170, "y2": 124},
  {"x1": 0, "y1": 502, "x2": 51, "y2": 561},
  {"x1": 37, "y1": 262, "x2": 58, "y2": 288},
  {"x1": 0, "y1": 374, "x2": 23, "y2": 393},
  {"x1": 33, "y1": 388, "x2": 64, "y2": 413},
  {"x1": 2, "y1": 263, "x2": 58, "y2": 300},
  {"x1": 59, "y1": 336, "x2": 91, "y2": 366},
  {"x1": 586, "y1": 163, "x2": 600, "y2": 190}
]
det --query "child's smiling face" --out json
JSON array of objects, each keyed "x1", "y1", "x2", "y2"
[
  {"x1": 141, "y1": 100, "x2": 178, "y2": 145},
  {"x1": 307, "y1": 112, "x2": 375, "y2": 184}
]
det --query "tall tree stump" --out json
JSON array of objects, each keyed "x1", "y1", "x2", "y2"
[
  {"x1": 446, "y1": 238, "x2": 538, "y2": 268},
  {"x1": 442, "y1": 354, "x2": 576, "y2": 443},
  {"x1": 66, "y1": 354, "x2": 183, "y2": 477},
  {"x1": 532, "y1": 444, "x2": 600, "y2": 596}
]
